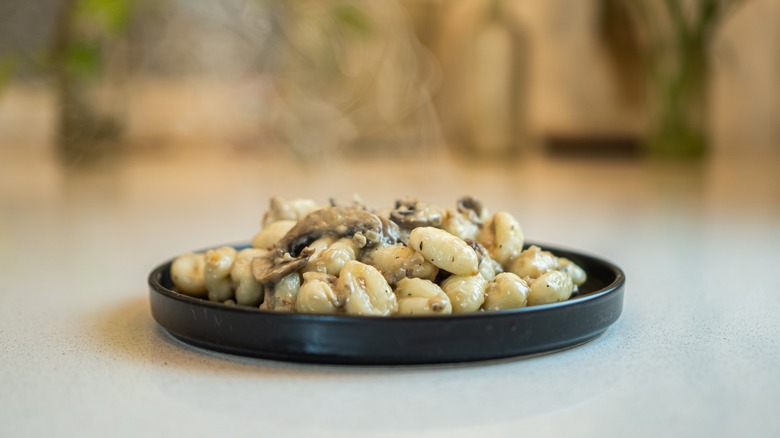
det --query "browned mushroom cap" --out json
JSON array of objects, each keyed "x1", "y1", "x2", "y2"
[
  {"x1": 390, "y1": 198, "x2": 444, "y2": 229},
  {"x1": 252, "y1": 247, "x2": 315, "y2": 284},
  {"x1": 379, "y1": 216, "x2": 401, "y2": 244},
  {"x1": 253, "y1": 207, "x2": 400, "y2": 285},
  {"x1": 275, "y1": 206, "x2": 397, "y2": 256},
  {"x1": 457, "y1": 196, "x2": 487, "y2": 225}
]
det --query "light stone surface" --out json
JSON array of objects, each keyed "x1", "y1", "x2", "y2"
[{"x1": 1, "y1": 149, "x2": 779, "y2": 437}]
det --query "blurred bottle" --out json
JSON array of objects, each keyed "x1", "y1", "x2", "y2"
[
  {"x1": 440, "y1": 0, "x2": 531, "y2": 159},
  {"x1": 52, "y1": 0, "x2": 131, "y2": 165}
]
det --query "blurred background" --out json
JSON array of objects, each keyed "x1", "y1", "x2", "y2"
[
  {"x1": 1, "y1": 0, "x2": 778, "y2": 258},
  {"x1": 1, "y1": 0, "x2": 777, "y2": 164},
  {"x1": 2, "y1": 4, "x2": 780, "y2": 435}
]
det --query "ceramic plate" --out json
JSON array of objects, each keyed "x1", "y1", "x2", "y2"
[{"x1": 148, "y1": 242, "x2": 624, "y2": 365}]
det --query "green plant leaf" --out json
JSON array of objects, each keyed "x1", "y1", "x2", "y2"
[
  {"x1": 64, "y1": 42, "x2": 102, "y2": 77},
  {"x1": 0, "y1": 56, "x2": 15, "y2": 92},
  {"x1": 75, "y1": 0, "x2": 131, "y2": 35},
  {"x1": 331, "y1": 3, "x2": 372, "y2": 37}
]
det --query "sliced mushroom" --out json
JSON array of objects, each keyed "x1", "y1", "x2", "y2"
[
  {"x1": 379, "y1": 216, "x2": 402, "y2": 245},
  {"x1": 252, "y1": 247, "x2": 315, "y2": 284},
  {"x1": 465, "y1": 239, "x2": 504, "y2": 282},
  {"x1": 457, "y1": 196, "x2": 488, "y2": 225},
  {"x1": 253, "y1": 207, "x2": 398, "y2": 285},
  {"x1": 390, "y1": 198, "x2": 445, "y2": 230},
  {"x1": 276, "y1": 206, "x2": 397, "y2": 257}
]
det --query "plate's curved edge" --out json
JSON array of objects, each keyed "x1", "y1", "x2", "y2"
[{"x1": 159, "y1": 324, "x2": 615, "y2": 366}]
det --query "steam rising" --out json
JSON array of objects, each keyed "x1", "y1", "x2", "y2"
[{"x1": 139, "y1": 0, "x2": 443, "y2": 158}]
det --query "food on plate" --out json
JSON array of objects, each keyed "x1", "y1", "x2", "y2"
[
  {"x1": 395, "y1": 278, "x2": 451, "y2": 315},
  {"x1": 169, "y1": 196, "x2": 587, "y2": 315},
  {"x1": 170, "y1": 253, "x2": 207, "y2": 297},
  {"x1": 483, "y1": 272, "x2": 530, "y2": 311},
  {"x1": 527, "y1": 270, "x2": 575, "y2": 306}
]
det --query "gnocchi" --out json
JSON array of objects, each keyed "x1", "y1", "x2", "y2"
[
  {"x1": 264, "y1": 271, "x2": 302, "y2": 311},
  {"x1": 337, "y1": 260, "x2": 398, "y2": 316},
  {"x1": 441, "y1": 274, "x2": 487, "y2": 313},
  {"x1": 408, "y1": 227, "x2": 479, "y2": 276},
  {"x1": 204, "y1": 246, "x2": 238, "y2": 302},
  {"x1": 509, "y1": 245, "x2": 559, "y2": 279},
  {"x1": 479, "y1": 211, "x2": 525, "y2": 268},
  {"x1": 231, "y1": 249, "x2": 267, "y2": 306},
  {"x1": 171, "y1": 253, "x2": 207, "y2": 297},
  {"x1": 527, "y1": 270, "x2": 574, "y2": 305},
  {"x1": 296, "y1": 272, "x2": 340, "y2": 314},
  {"x1": 252, "y1": 220, "x2": 297, "y2": 249},
  {"x1": 360, "y1": 244, "x2": 438, "y2": 285},
  {"x1": 169, "y1": 196, "x2": 587, "y2": 316},
  {"x1": 483, "y1": 272, "x2": 529, "y2": 311},
  {"x1": 395, "y1": 278, "x2": 452, "y2": 315}
]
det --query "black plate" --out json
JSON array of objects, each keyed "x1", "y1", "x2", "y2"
[{"x1": 148, "y1": 243, "x2": 625, "y2": 365}]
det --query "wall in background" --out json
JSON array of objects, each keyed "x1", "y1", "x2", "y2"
[{"x1": 1, "y1": 0, "x2": 777, "y2": 156}]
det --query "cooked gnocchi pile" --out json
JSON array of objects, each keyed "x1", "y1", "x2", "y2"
[{"x1": 170, "y1": 196, "x2": 587, "y2": 316}]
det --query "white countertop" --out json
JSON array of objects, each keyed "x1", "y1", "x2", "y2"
[{"x1": 1, "y1": 149, "x2": 779, "y2": 437}]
